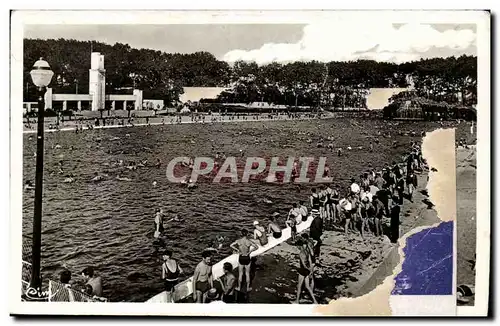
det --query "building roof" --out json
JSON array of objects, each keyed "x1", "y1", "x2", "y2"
[
  {"x1": 179, "y1": 87, "x2": 229, "y2": 103},
  {"x1": 366, "y1": 88, "x2": 409, "y2": 110}
]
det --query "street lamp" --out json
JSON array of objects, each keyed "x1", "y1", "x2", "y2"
[{"x1": 26, "y1": 58, "x2": 53, "y2": 301}]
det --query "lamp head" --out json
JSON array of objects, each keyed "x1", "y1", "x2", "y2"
[{"x1": 30, "y1": 58, "x2": 54, "y2": 88}]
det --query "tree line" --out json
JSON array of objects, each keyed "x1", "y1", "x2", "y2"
[{"x1": 24, "y1": 38, "x2": 477, "y2": 108}]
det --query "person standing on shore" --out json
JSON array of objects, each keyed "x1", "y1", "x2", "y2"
[
  {"x1": 395, "y1": 167, "x2": 405, "y2": 205},
  {"x1": 349, "y1": 193, "x2": 362, "y2": 233},
  {"x1": 406, "y1": 170, "x2": 418, "y2": 203},
  {"x1": 390, "y1": 196, "x2": 401, "y2": 243},
  {"x1": 360, "y1": 196, "x2": 374, "y2": 238},
  {"x1": 154, "y1": 209, "x2": 164, "y2": 238},
  {"x1": 294, "y1": 238, "x2": 318, "y2": 304},
  {"x1": 230, "y1": 229, "x2": 258, "y2": 292},
  {"x1": 193, "y1": 250, "x2": 213, "y2": 303},
  {"x1": 322, "y1": 184, "x2": 334, "y2": 225}
]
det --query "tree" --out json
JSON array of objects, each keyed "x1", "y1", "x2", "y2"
[{"x1": 24, "y1": 38, "x2": 477, "y2": 110}]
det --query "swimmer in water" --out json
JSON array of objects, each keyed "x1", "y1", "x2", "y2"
[
  {"x1": 187, "y1": 179, "x2": 197, "y2": 189},
  {"x1": 63, "y1": 174, "x2": 75, "y2": 183},
  {"x1": 206, "y1": 235, "x2": 225, "y2": 252},
  {"x1": 192, "y1": 250, "x2": 213, "y2": 303},
  {"x1": 91, "y1": 172, "x2": 105, "y2": 182}
]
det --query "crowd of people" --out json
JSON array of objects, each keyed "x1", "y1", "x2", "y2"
[
  {"x1": 306, "y1": 140, "x2": 425, "y2": 242},
  {"x1": 24, "y1": 111, "x2": 326, "y2": 134},
  {"x1": 152, "y1": 141, "x2": 426, "y2": 304}
]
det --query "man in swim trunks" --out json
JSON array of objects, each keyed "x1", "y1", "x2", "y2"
[
  {"x1": 338, "y1": 197, "x2": 353, "y2": 235},
  {"x1": 349, "y1": 193, "x2": 361, "y2": 233},
  {"x1": 268, "y1": 213, "x2": 282, "y2": 239},
  {"x1": 230, "y1": 229, "x2": 258, "y2": 291},
  {"x1": 374, "y1": 172, "x2": 386, "y2": 190},
  {"x1": 360, "y1": 196, "x2": 375, "y2": 238},
  {"x1": 318, "y1": 185, "x2": 327, "y2": 220},
  {"x1": 322, "y1": 184, "x2": 334, "y2": 228},
  {"x1": 301, "y1": 233, "x2": 316, "y2": 290},
  {"x1": 361, "y1": 172, "x2": 371, "y2": 192},
  {"x1": 192, "y1": 250, "x2": 213, "y2": 303},
  {"x1": 309, "y1": 188, "x2": 321, "y2": 215},
  {"x1": 330, "y1": 185, "x2": 340, "y2": 225},
  {"x1": 309, "y1": 212, "x2": 323, "y2": 259}
]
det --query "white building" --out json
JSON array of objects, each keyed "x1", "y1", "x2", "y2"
[{"x1": 41, "y1": 52, "x2": 144, "y2": 112}]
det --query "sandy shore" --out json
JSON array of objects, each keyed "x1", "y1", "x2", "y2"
[
  {"x1": 456, "y1": 146, "x2": 477, "y2": 306},
  {"x1": 245, "y1": 169, "x2": 440, "y2": 304}
]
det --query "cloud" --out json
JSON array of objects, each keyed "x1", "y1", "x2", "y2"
[{"x1": 222, "y1": 22, "x2": 476, "y2": 65}]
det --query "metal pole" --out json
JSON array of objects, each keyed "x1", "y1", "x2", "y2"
[{"x1": 29, "y1": 87, "x2": 45, "y2": 296}]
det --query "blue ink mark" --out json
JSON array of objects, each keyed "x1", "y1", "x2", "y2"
[{"x1": 392, "y1": 221, "x2": 453, "y2": 295}]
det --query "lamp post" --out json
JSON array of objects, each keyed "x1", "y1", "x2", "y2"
[{"x1": 25, "y1": 58, "x2": 53, "y2": 301}]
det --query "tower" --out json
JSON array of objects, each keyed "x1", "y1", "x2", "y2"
[{"x1": 89, "y1": 52, "x2": 106, "y2": 111}]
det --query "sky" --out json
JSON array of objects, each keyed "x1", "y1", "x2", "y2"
[{"x1": 24, "y1": 23, "x2": 476, "y2": 64}]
